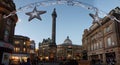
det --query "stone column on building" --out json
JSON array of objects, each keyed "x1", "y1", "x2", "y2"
[
  {"x1": 102, "y1": 53, "x2": 106, "y2": 65},
  {"x1": 116, "y1": 47, "x2": 120, "y2": 65}
]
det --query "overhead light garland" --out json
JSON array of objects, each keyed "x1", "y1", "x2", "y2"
[{"x1": 3, "y1": 0, "x2": 120, "y2": 23}]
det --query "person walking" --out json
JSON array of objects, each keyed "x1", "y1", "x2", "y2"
[
  {"x1": 25, "y1": 58, "x2": 31, "y2": 65},
  {"x1": 20, "y1": 59, "x2": 25, "y2": 65}
]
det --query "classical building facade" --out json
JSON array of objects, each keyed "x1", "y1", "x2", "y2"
[
  {"x1": 82, "y1": 7, "x2": 120, "y2": 65},
  {"x1": 10, "y1": 35, "x2": 35, "y2": 64},
  {"x1": 0, "y1": 0, "x2": 18, "y2": 65},
  {"x1": 57, "y1": 36, "x2": 82, "y2": 61},
  {"x1": 38, "y1": 36, "x2": 82, "y2": 61},
  {"x1": 38, "y1": 38, "x2": 53, "y2": 61}
]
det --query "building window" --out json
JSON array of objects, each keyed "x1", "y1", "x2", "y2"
[
  {"x1": 91, "y1": 44, "x2": 93, "y2": 51},
  {"x1": 16, "y1": 47, "x2": 20, "y2": 52},
  {"x1": 30, "y1": 50, "x2": 34, "y2": 53},
  {"x1": 14, "y1": 48, "x2": 16, "y2": 51},
  {"x1": 23, "y1": 48, "x2": 26, "y2": 52},
  {"x1": 24, "y1": 42, "x2": 26, "y2": 45},
  {"x1": 99, "y1": 41, "x2": 102, "y2": 48},
  {"x1": 85, "y1": 40, "x2": 87, "y2": 44},
  {"x1": 88, "y1": 45, "x2": 90, "y2": 51},
  {"x1": 94, "y1": 43, "x2": 97, "y2": 50},
  {"x1": 7, "y1": 19, "x2": 12, "y2": 26},
  {"x1": 27, "y1": 49, "x2": 30, "y2": 53},
  {"x1": 107, "y1": 37, "x2": 112, "y2": 47},
  {"x1": 4, "y1": 29, "x2": 9, "y2": 42},
  {"x1": 106, "y1": 26, "x2": 110, "y2": 32},
  {"x1": 112, "y1": 42, "x2": 115, "y2": 46},
  {"x1": 104, "y1": 26, "x2": 111, "y2": 34},
  {"x1": 98, "y1": 31, "x2": 102, "y2": 37},
  {"x1": 15, "y1": 41, "x2": 20, "y2": 44},
  {"x1": 96, "y1": 43, "x2": 99, "y2": 49}
]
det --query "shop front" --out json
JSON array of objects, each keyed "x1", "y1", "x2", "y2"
[
  {"x1": 10, "y1": 54, "x2": 30, "y2": 65},
  {"x1": 0, "y1": 41, "x2": 14, "y2": 65}
]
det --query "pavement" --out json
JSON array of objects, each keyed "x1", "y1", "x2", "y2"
[{"x1": 38, "y1": 62, "x2": 60, "y2": 65}]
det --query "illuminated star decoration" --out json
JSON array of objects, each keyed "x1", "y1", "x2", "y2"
[
  {"x1": 89, "y1": 11, "x2": 101, "y2": 25},
  {"x1": 25, "y1": 7, "x2": 46, "y2": 21}
]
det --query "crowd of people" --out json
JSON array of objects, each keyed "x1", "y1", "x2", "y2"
[
  {"x1": 9, "y1": 57, "x2": 79, "y2": 65},
  {"x1": 19, "y1": 58, "x2": 31, "y2": 65},
  {"x1": 106, "y1": 57, "x2": 116, "y2": 65},
  {"x1": 9, "y1": 57, "x2": 39, "y2": 65},
  {"x1": 60, "y1": 59, "x2": 78, "y2": 65},
  {"x1": 91, "y1": 58, "x2": 102, "y2": 65},
  {"x1": 91, "y1": 57, "x2": 116, "y2": 65},
  {"x1": 9, "y1": 57, "x2": 117, "y2": 65}
]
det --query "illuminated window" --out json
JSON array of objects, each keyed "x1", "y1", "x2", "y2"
[
  {"x1": 30, "y1": 50, "x2": 34, "y2": 53},
  {"x1": 96, "y1": 43, "x2": 99, "y2": 49},
  {"x1": 24, "y1": 42, "x2": 26, "y2": 45},
  {"x1": 23, "y1": 48, "x2": 26, "y2": 52},
  {"x1": 15, "y1": 41, "x2": 20, "y2": 44},
  {"x1": 14, "y1": 48, "x2": 16, "y2": 51},
  {"x1": 16, "y1": 47, "x2": 20, "y2": 52},
  {"x1": 112, "y1": 42, "x2": 115, "y2": 46},
  {"x1": 107, "y1": 37, "x2": 111, "y2": 47}
]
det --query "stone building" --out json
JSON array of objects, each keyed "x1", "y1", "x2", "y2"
[
  {"x1": 38, "y1": 38, "x2": 53, "y2": 61},
  {"x1": 0, "y1": 0, "x2": 18, "y2": 65},
  {"x1": 82, "y1": 7, "x2": 120, "y2": 65},
  {"x1": 10, "y1": 35, "x2": 35, "y2": 64},
  {"x1": 38, "y1": 36, "x2": 82, "y2": 61},
  {"x1": 57, "y1": 36, "x2": 82, "y2": 61},
  {"x1": 38, "y1": 38, "x2": 57, "y2": 61}
]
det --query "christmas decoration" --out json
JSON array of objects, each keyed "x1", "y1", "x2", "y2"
[
  {"x1": 89, "y1": 11, "x2": 101, "y2": 25},
  {"x1": 3, "y1": 0, "x2": 120, "y2": 23},
  {"x1": 25, "y1": 7, "x2": 46, "y2": 21}
]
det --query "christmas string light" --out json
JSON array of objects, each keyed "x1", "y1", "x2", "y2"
[{"x1": 4, "y1": 0, "x2": 120, "y2": 23}]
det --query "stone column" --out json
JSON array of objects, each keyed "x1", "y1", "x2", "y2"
[
  {"x1": 116, "y1": 48, "x2": 120, "y2": 65},
  {"x1": 102, "y1": 53, "x2": 106, "y2": 65},
  {"x1": 51, "y1": 8, "x2": 57, "y2": 45}
]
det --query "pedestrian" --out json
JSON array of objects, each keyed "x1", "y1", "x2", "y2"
[
  {"x1": 110, "y1": 58, "x2": 116, "y2": 65},
  {"x1": 20, "y1": 59, "x2": 25, "y2": 65},
  {"x1": 106, "y1": 57, "x2": 110, "y2": 65},
  {"x1": 91, "y1": 59, "x2": 95, "y2": 65},
  {"x1": 25, "y1": 58, "x2": 31, "y2": 65},
  {"x1": 96, "y1": 59, "x2": 102, "y2": 65}
]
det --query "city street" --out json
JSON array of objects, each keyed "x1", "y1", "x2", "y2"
[
  {"x1": 38, "y1": 62, "x2": 59, "y2": 65},
  {"x1": 0, "y1": 0, "x2": 120, "y2": 65},
  {"x1": 36, "y1": 60, "x2": 90, "y2": 65}
]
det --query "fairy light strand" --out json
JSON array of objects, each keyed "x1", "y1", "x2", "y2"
[{"x1": 4, "y1": 0, "x2": 120, "y2": 23}]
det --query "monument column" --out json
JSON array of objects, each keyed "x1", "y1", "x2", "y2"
[
  {"x1": 52, "y1": 8, "x2": 57, "y2": 45},
  {"x1": 49, "y1": 8, "x2": 57, "y2": 61}
]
